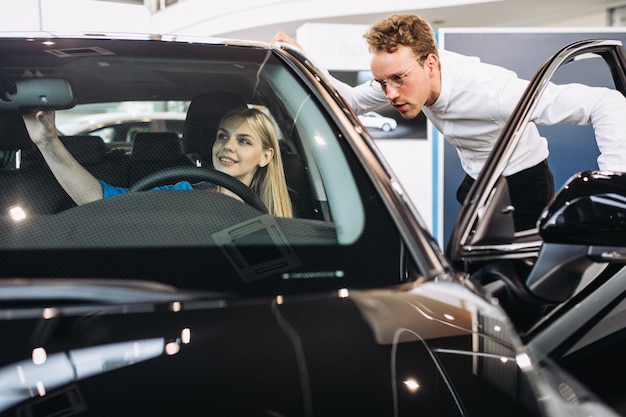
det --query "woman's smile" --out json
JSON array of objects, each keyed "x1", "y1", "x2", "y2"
[
  {"x1": 216, "y1": 155, "x2": 237, "y2": 167},
  {"x1": 212, "y1": 114, "x2": 273, "y2": 186}
]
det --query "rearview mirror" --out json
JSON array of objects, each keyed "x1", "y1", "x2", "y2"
[{"x1": 0, "y1": 78, "x2": 74, "y2": 111}]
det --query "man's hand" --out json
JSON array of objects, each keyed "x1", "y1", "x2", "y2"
[{"x1": 271, "y1": 31, "x2": 304, "y2": 50}]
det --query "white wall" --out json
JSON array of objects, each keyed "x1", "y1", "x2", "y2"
[
  {"x1": 1, "y1": 1, "x2": 613, "y2": 39},
  {"x1": 151, "y1": 0, "x2": 499, "y2": 38},
  {"x1": 0, "y1": 0, "x2": 149, "y2": 33}
]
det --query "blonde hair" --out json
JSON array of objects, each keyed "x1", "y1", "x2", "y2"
[
  {"x1": 364, "y1": 14, "x2": 440, "y2": 68},
  {"x1": 218, "y1": 108, "x2": 293, "y2": 218}
]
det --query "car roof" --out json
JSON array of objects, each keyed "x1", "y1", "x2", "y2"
[{"x1": 0, "y1": 33, "x2": 278, "y2": 106}]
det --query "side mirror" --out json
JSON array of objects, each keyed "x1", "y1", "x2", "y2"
[
  {"x1": 539, "y1": 171, "x2": 626, "y2": 247},
  {"x1": 526, "y1": 171, "x2": 626, "y2": 303},
  {"x1": 0, "y1": 78, "x2": 74, "y2": 111}
]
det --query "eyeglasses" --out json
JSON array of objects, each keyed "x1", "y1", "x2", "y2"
[{"x1": 370, "y1": 55, "x2": 428, "y2": 92}]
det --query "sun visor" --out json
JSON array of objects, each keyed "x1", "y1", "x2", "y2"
[{"x1": 0, "y1": 78, "x2": 75, "y2": 112}]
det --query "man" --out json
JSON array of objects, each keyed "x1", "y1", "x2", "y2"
[{"x1": 273, "y1": 14, "x2": 626, "y2": 231}]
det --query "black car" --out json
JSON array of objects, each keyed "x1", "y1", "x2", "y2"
[{"x1": 0, "y1": 33, "x2": 624, "y2": 416}]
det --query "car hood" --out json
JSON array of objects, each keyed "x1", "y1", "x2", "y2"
[{"x1": 0, "y1": 279, "x2": 527, "y2": 416}]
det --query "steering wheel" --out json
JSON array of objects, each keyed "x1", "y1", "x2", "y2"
[{"x1": 128, "y1": 166, "x2": 268, "y2": 214}]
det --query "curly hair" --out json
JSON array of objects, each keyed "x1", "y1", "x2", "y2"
[{"x1": 364, "y1": 14, "x2": 439, "y2": 64}]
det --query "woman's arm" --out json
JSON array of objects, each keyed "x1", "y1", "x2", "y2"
[{"x1": 23, "y1": 110, "x2": 104, "y2": 205}]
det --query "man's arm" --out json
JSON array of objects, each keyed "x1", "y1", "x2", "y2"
[
  {"x1": 330, "y1": 78, "x2": 391, "y2": 115},
  {"x1": 271, "y1": 31, "x2": 388, "y2": 115},
  {"x1": 532, "y1": 83, "x2": 626, "y2": 172}
]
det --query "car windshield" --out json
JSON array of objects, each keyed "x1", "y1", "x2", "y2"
[
  {"x1": 3, "y1": 33, "x2": 626, "y2": 417},
  {"x1": 0, "y1": 35, "x2": 437, "y2": 296}
]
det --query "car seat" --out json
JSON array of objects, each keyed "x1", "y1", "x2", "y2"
[
  {"x1": 126, "y1": 131, "x2": 194, "y2": 186},
  {"x1": 0, "y1": 112, "x2": 76, "y2": 214},
  {"x1": 280, "y1": 143, "x2": 323, "y2": 220},
  {"x1": 182, "y1": 91, "x2": 248, "y2": 167},
  {"x1": 59, "y1": 135, "x2": 129, "y2": 186}
]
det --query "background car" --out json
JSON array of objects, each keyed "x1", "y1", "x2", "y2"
[
  {"x1": 57, "y1": 110, "x2": 187, "y2": 154},
  {"x1": 0, "y1": 34, "x2": 624, "y2": 417},
  {"x1": 358, "y1": 111, "x2": 398, "y2": 132}
]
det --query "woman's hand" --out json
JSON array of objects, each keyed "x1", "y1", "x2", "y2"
[
  {"x1": 23, "y1": 110, "x2": 57, "y2": 145},
  {"x1": 22, "y1": 109, "x2": 104, "y2": 205}
]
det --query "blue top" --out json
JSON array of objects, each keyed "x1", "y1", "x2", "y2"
[{"x1": 100, "y1": 180, "x2": 195, "y2": 198}]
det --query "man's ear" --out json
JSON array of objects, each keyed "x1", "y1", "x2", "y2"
[{"x1": 427, "y1": 54, "x2": 439, "y2": 75}]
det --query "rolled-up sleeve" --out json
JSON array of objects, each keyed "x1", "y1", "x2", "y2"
[
  {"x1": 100, "y1": 180, "x2": 129, "y2": 198},
  {"x1": 99, "y1": 180, "x2": 194, "y2": 198}
]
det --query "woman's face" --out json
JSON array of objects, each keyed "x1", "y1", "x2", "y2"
[{"x1": 212, "y1": 115, "x2": 274, "y2": 186}]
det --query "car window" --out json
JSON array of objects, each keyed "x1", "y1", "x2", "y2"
[
  {"x1": 57, "y1": 104, "x2": 188, "y2": 143},
  {"x1": 0, "y1": 38, "x2": 415, "y2": 296}
]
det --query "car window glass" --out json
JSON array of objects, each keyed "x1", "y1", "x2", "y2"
[{"x1": 0, "y1": 43, "x2": 416, "y2": 295}]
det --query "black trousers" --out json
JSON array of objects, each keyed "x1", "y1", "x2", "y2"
[{"x1": 456, "y1": 160, "x2": 555, "y2": 231}]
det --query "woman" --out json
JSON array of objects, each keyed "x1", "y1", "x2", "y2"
[{"x1": 24, "y1": 108, "x2": 292, "y2": 218}]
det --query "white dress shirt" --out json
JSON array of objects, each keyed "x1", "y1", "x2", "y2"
[{"x1": 331, "y1": 49, "x2": 626, "y2": 178}]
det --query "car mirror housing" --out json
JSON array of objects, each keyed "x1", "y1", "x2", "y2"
[
  {"x1": 539, "y1": 171, "x2": 626, "y2": 247},
  {"x1": 0, "y1": 78, "x2": 75, "y2": 112},
  {"x1": 526, "y1": 171, "x2": 626, "y2": 303}
]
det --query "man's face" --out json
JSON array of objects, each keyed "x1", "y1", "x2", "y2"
[{"x1": 370, "y1": 45, "x2": 438, "y2": 120}]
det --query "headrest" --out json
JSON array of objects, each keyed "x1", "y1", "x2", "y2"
[
  {"x1": 131, "y1": 131, "x2": 182, "y2": 162},
  {"x1": 0, "y1": 112, "x2": 35, "y2": 151},
  {"x1": 59, "y1": 135, "x2": 107, "y2": 165},
  {"x1": 182, "y1": 91, "x2": 247, "y2": 164}
]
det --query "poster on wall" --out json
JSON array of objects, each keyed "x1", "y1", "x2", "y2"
[{"x1": 329, "y1": 70, "x2": 428, "y2": 140}]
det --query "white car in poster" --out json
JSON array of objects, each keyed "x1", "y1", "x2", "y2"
[{"x1": 358, "y1": 112, "x2": 398, "y2": 132}]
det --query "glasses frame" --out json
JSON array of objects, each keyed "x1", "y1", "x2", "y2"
[{"x1": 370, "y1": 54, "x2": 429, "y2": 92}]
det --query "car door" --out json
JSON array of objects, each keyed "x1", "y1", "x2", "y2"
[{"x1": 448, "y1": 38, "x2": 626, "y2": 415}]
